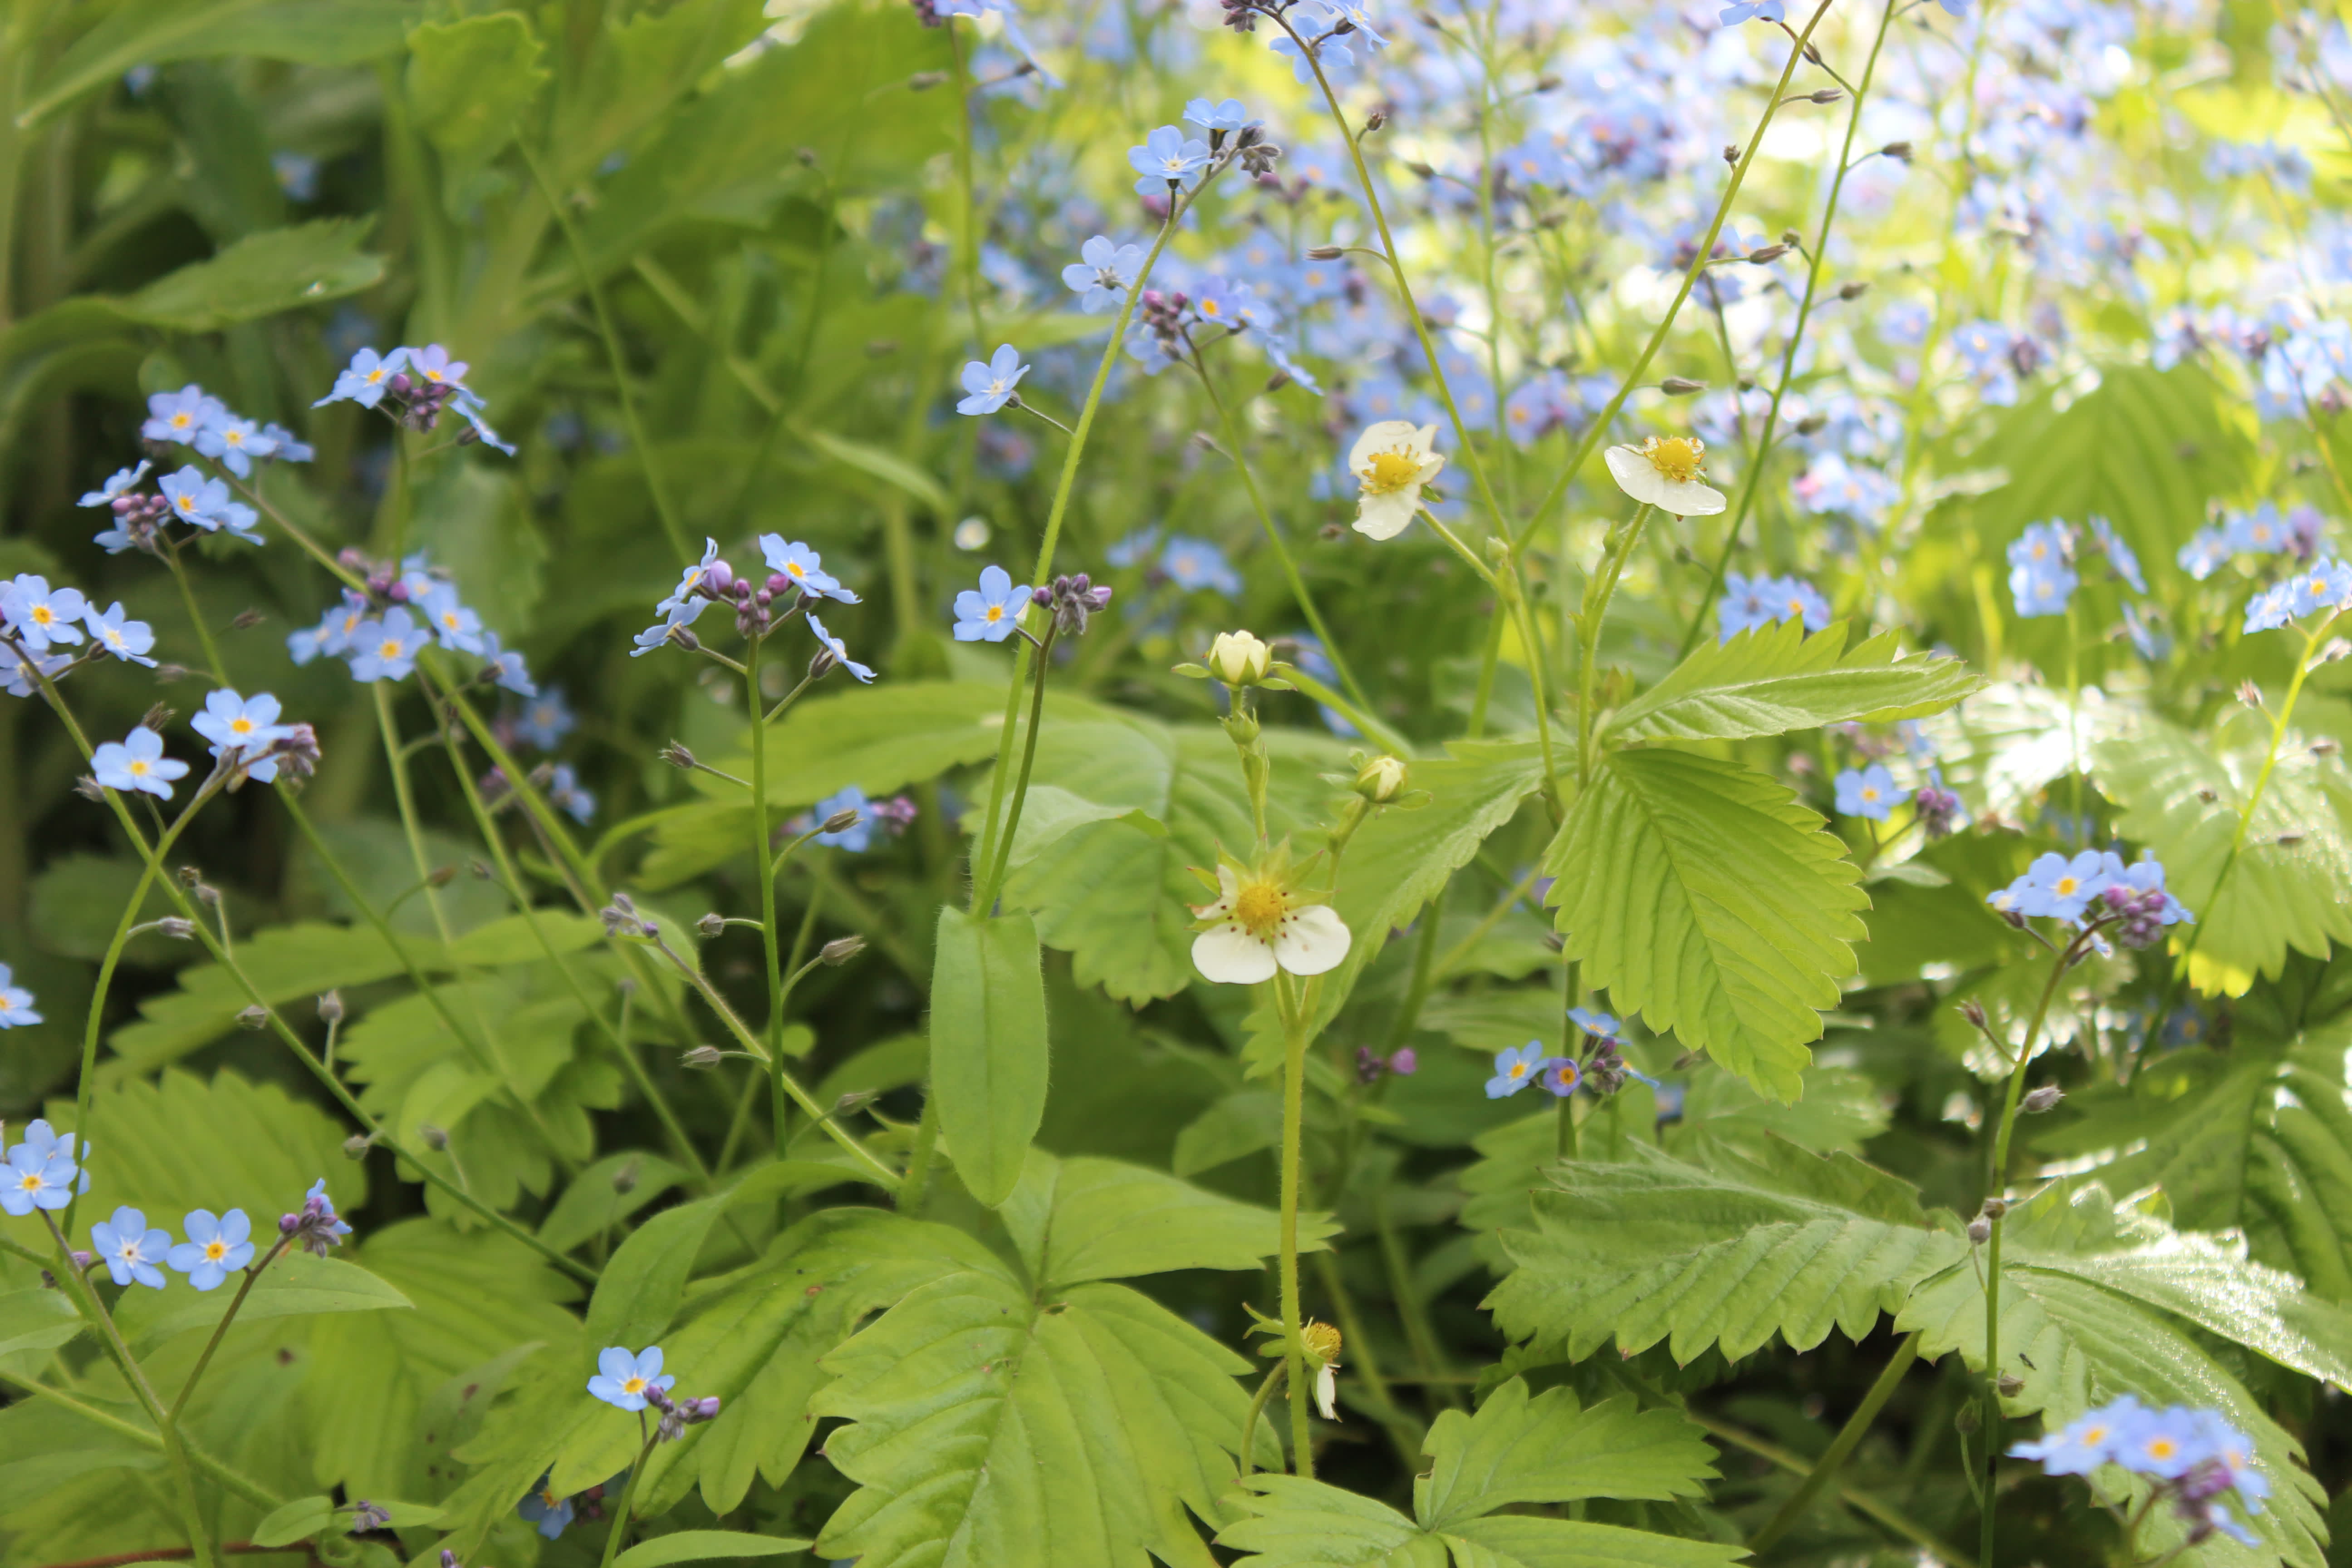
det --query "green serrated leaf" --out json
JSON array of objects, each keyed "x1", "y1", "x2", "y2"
[
  {"x1": 1415, "y1": 1378, "x2": 1717, "y2": 1528},
  {"x1": 407, "y1": 13, "x2": 548, "y2": 168},
  {"x1": 1545, "y1": 748, "x2": 1868, "y2": 1100},
  {"x1": 998, "y1": 719, "x2": 1345, "y2": 1004},
  {"x1": 1900, "y1": 1181, "x2": 2328, "y2": 1568},
  {"x1": 1485, "y1": 1138, "x2": 1967, "y2": 1362},
  {"x1": 1606, "y1": 617, "x2": 1980, "y2": 743},
  {"x1": 614, "y1": 1530, "x2": 814, "y2": 1568},
  {"x1": 2094, "y1": 710, "x2": 2352, "y2": 996},
  {"x1": 1219, "y1": 1475, "x2": 1747, "y2": 1568},
  {"x1": 931, "y1": 907, "x2": 1049, "y2": 1208}
]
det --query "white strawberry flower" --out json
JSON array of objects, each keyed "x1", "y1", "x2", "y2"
[
  {"x1": 1349, "y1": 421, "x2": 1446, "y2": 540},
  {"x1": 1188, "y1": 848, "x2": 1351, "y2": 984},
  {"x1": 1604, "y1": 435, "x2": 1728, "y2": 516}
]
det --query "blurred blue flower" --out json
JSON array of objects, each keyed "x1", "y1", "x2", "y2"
[
  {"x1": 316, "y1": 348, "x2": 409, "y2": 410},
  {"x1": 0, "y1": 963, "x2": 39, "y2": 1030},
  {"x1": 348, "y1": 609, "x2": 432, "y2": 681},
  {"x1": 761, "y1": 536, "x2": 859, "y2": 604},
  {"x1": 548, "y1": 764, "x2": 596, "y2": 825},
  {"x1": 1063, "y1": 235, "x2": 1146, "y2": 315},
  {"x1": 517, "y1": 687, "x2": 575, "y2": 750},
  {"x1": 809, "y1": 786, "x2": 877, "y2": 851},
  {"x1": 2008, "y1": 522, "x2": 2077, "y2": 617},
  {"x1": 1184, "y1": 97, "x2": 1250, "y2": 132},
  {"x1": 1834, "y1": 764, "x2": 1907, "y2": 821},
  {"x1": 85, "y1": 602, "x2": 158, "y2": 666},
  {"x1": 78, "y1": 461, "x2": 150, "y2": 509},
  {"x1": 1160, "y1": 535, "x2": 1244, "y2": 596},
  {"x1": 143, "y1": 385, "x2": 225, "y2": 445}
]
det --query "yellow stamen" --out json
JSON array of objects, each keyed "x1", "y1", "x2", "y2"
[
  {"x1": 1640, "y1": 436, "x2": 1705, "y2": 484},
  {"x1": 1362, "y1": 449, "x2": 1423, "y2": 495},
  {"x1": 1230, "y1": 880, "x2": 1288, "y2": 938}
]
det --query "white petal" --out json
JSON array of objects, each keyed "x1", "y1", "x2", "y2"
[
  {"x1": 1603, "y1": 446, "x2": 1669, "y2": 508},
  {"x1": 1660, "y1": 478, "x2": 1728, "y2": 517},
  {"x1": 1194, "y1": 923, "x2": 1279, "y2": 984},
  {"x1": 1314, "y1": 1362, "x2": 1339, "y2": 1421},
  {"x1": 1413, "y1": 453, "x2": 1447, "y2": 485},
  {"x1": 1273, "y1": 903, "x2": 1352, "y2": 976},
  {"x1": 1349, "y1": 419, "x2": 1425, "y2": 473},
  {"x1": 1352, "y1": 490, "x2": 1421, "y2": 541}
]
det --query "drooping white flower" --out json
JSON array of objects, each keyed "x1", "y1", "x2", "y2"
[
  {"x1": 1603, "y1": 436, "x2": 1727, "y2": 516},
  {"x1": 1348, "y1": 421, "x2": 1446, "y2": 540},
  {"x1": 1188, "y1": 850, "x2": 1351, "y2": 984}
]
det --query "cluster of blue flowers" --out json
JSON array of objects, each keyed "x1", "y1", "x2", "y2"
[
  {"x1": 790, "y1": 786, "x2": 917, "y2": 853},
  {"x1": 1484, "y1": 1010, "x2": 1652, "y2": 1101},
  {"x1": 315, "y1": 344, "x2": 514, "y2": 454},
  {"x1": 1988, "y1": 850, "x2": 2192, "y2": 946},
  {"x1": 0, "y1": 573, "x2": 161, "y2": 696},
  {"x1": 1716, "y1": 573, "x2": 1831, "y2": 641},
  {"x1": 81, "y1": 692, "x2": 317, "y2": 804},
  {"x1": 2176, "y1": 501, "x2": 2320, "y2": 580},
  {"x1": 2243, "y1": 556, "x2": 2352, "y2": 635},
  {"x1": 290, "y1": 550, "x2": 534, "y2": 696},
  {"x1": 2013, "y1": 1395, "x2": 2267, "y2": 1547},
  {"x1": 2005, "y1": 517, "x2": 2144, "y2": 621},
  {"x1": 632, "y1": 537, "x2": 872, "y2": 683}
]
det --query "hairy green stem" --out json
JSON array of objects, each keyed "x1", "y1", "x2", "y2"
[
  {"x1": 1529, "y1": 0, "x2": 1834, "y2": 541},
  {"x1": 1981, "y1": 931, "x2": 2082, "y2": 1567},
  {"x1": 1681, "y1": 0, "x2": 1898, "y2": 655},
  {"x1": 746, "y1": 633, "x2": 794, "y2": 1159},
  {"x1": 967, "y1": 202, "x2": 1183, "y2": 901},
  {"x1": 1237, "y1": 1362, "x2": 1287, "y2": 1478},
  {"x1": 167, "y1": 1239, "x2": 293, "y2": 1424},
  {"x1": 973, "y1": 621, "x2": 1058, "y2": 916},
  {"x1": 1750, "y1": 1330, "x2": 1923, "y2": 1551},
  {"x1": 1274, "y1": 974, "x2": 1315, "y2": 1479},
  {"x1": 595, "y1": 1436, "x2": 656, "y2": 1568},
  {"x1": 1186, "y1": 337, "x2": 1374, "y2": 714},
  {"x1": 1578, "y1": 505, "x2": 1653, "y2": 783}
]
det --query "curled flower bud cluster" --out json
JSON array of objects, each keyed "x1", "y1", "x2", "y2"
[
  {"x1": 1034, "y1": 573, "x2": 1114, "y2": 637},
  {"x1": 279, "y1": 1178, "x2": 354, "y2": 1258}
]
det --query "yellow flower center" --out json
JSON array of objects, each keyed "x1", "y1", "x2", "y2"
[
  {"x1": 379, "y1": 640, "x2": 403, "y2": 659},
  {"x1": 1362, "y1": 449, "x2": 1423, "y2": 495},
  {"x1": 1201, "y1": 299, "x2": 1221, "y2": 316},
  {"x1": 1509, "y1": 1061, "x2": 1528, "y2": 1078},
  {"x1": 1861, "y1": 787, "x2": 1879, "y2": 801},
  {"x1": 1641, "y1": 437, "x2": 1704, "y2": 484},
  {"x1": 985, "y1": 604, "x2": 1004, "y2": 622},
  {"x1": 622, "y1": 1376, "x2": 647, "y2": 1396},
  {"x1": 2082, "y1": 1425, "x2": 2107, "y2": 1445},
  {"x1": 225, "y1": 430, "x2": 244, "y2": 446},
  {"x1": 1231, "y1": 879, "x2": 1288, "y2": 937},
  {"x1": 172, "y1": 413, "x2": 192, "y2": 428},
  {"x1": 231, "y1": 718, "x2": 253, "y2": 736},
  {"x1": 2054, "y1": 876, "x2": 2079, "y2": 897},
  {"x1": 366, "y1": 368, "x2": 385, "y2": 384},
  {"x1": 127, "y1": 760, "x2": 150, "y2": 777},
  {"x1": 205, "y1": 1240, "x2": 228, "y2": 1261},
  {"x1": 30, "y1": 606, "x2": 51, "y2": 626},
  {"x1": 19, "y1": 1173, "x2": 42, "y2": 1192},
  {"x1": 176, "y1": 495, "x2": 195, "y2": 513},
  {"x1": 2147, "y1": 1438, "x2": 2177, "y2": 1461}
]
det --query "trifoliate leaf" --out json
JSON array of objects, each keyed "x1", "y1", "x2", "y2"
[{"x1": 1544, "y1": 748, "x2": 1868, "y2": 1100}]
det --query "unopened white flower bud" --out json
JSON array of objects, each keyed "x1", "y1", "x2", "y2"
[{"x1": 1206, "y1": 630, "x2": 1272, "y2": 685}]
